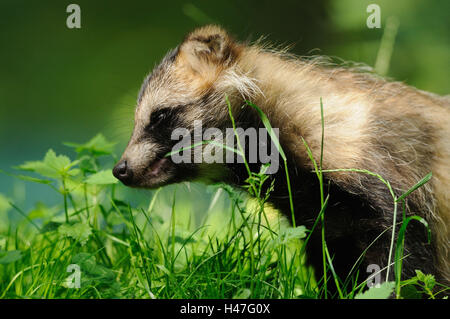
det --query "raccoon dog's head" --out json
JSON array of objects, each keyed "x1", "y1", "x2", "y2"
[{"x1": 113, "y1": 25, "x2": 255, "y2": 188}]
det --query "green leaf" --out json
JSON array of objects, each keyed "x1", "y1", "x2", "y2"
[
  {"x1": 72, "y1": 253, "x2": 97, "y2": 273},
  {"x1": 396, "y1": 172, "x2": 432, "y2": 203},
  {"x1": 355, "y1": 281, "x2": 395, "y2": 299},
  {"x1": 16, "y1": 159, "x2": 56, "y2": 178},
  {"x1": 85, "y1": 170, "x2": 118, "y2": 185},
  {"x1": 44, "y1": 149, "x2": 73, "y2": 172},
  {"x1": 276, "y1": 226, "x2": 307, "y2": 245},
  {"x1": 64, "y1": 134, "x2": 116, "y2": 156},
  {"x1": 233, "y1": 288, "x2": 251, "y2": 299},
  {"x1": 400, "y1": 285, "x2": 422, "y2": 299},
  {"x1": 58, "y1": 222, "x2": 92, "y2": 245},
  {"x1": 415, "y1": 270, "x2": 426, "y2": 281},
  {"x1": 395, "y1": 216, "x2": 431, "y2": 286},
  {"x1": 0, "y1": 250, "x2": 23, "y2": 264},
  {"x1": 245, "y1": 100, "x2": 286, "y2": 161},
  {"x1": 0, "y1": 169, "x2": 53, "y2": 185},
  {"x1": 415, "y1": 270, "x2": 436, "y2": 290},
  {"x1": 41, "y1": 221, "x2": 63, "y2": 233},
  {"x1": 15, "y1": 174, "x2": 53, "y2": 185},
  {"x1": 16, "y1": 149, "x2": 79, "y2": 179},
  {"x1": 72, "y1": 253, "x2": 115, "y2": 283}
]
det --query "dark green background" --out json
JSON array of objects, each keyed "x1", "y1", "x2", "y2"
[{"x1": 0, "y1": 0, "x2": 448, "y2": 206}]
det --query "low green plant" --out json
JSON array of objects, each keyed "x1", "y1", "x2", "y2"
[{"x1": 0, "y1": 98, "x2": 447, "y2": 299}]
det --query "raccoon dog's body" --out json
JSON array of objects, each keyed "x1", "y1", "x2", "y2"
[{"x1": 114, "y1": 26, "x2": 450, "y2": 294}]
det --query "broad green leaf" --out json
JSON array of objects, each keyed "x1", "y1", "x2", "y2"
[
  {"x1": 88, "y1": 263, "x2": 115, "y2": 281},
  {"x1": 85, "y1": 170, "x2": 118, "y2": 185},
  {"x1": 17, "y1": 159, "x2": 57, "y2": 178},
  {"x1": 64, "y1": 134, "x2": 116, "y2": 156},
  {"x1": 0, "y1": 250, "x2": 23, "y2": 264},
  {"x1": 415, "y1": 270, "x2": 436, "y2": 290},
  {"x1": 233, "y1": 288, "x2": 251, "y2": 299},
  {"x1": 400, "y1": 285, "x2": 422, "y2": 299},
  {"x1": 72, "y1": 253, "x2": 115, "y2": 283},
  {"x1": 355, "y1": 281, "x2": 395, "y2": 299},
  {"x1": 58, "y1": 222, "x2": 92, "y2": 245},
  {"x1": 16, "y1": 149, "x2": 79, "y2": 179},
  {"x1": 44, "y1": 149, "x2": 72, "y2": 172},
  {"x1": 66, "y1": 168, "x2": 81, "y2": 177},
  {"x1": 72, "y1": 253, "x2": 97, "y2": 273},
  {"x1": 41, "y1": 221, "x2": 63, "y2": 233},
  {"x1": 276, "y1": 226, "x2": 307, "y2": 245}
]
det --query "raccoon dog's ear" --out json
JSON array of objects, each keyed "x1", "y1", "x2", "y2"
[{"x1": 180, "y1": 25, "x2": 239, "y2": 69}]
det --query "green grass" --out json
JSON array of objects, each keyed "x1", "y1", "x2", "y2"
[
  {"x1": 0, "y1": 99, "x2": 448, "y2": 299},
  {"x1": 0, "y1": 133, "x2": 313, "y2": 299}
]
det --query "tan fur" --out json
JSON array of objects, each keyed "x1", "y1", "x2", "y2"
[
  {"x1": 172, "y1": 26, "x2": 450, "y2": 281},
  {"x1": 123, "y1": 25, "x2": 449, "y2": 282}
]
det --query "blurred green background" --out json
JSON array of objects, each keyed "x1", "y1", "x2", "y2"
[{"x1": 0, "y1": 0, "x2": 448, "y2": 208}]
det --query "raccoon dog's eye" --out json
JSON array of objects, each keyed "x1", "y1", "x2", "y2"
[{"x1": 149, "y1": 108, "x2": 170, "y2": 127}]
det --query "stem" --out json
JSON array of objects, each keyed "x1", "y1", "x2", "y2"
[
  {"x1": 319, "y1": 98, "x2": 327, "y2": 298},
  {"x1": 283, "y1": 162, "x2": 296, "y2": 228},
  {"x1": 62, "y1": 177, "x2": 69, "y2": 223},
  {"x1": 386, "y1": 197, "x2": 398, "y2": 283},
  {"x1": 83, "y1": 180, "x2": 90, "y2": 220},
  {"x1": 395, "y1": 200, "x2": 406, "y2": 298}
]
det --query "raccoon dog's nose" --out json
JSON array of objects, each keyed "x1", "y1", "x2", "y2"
[{"x1": 113, "y1": 160, "x2": 133, "y2": 184}]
